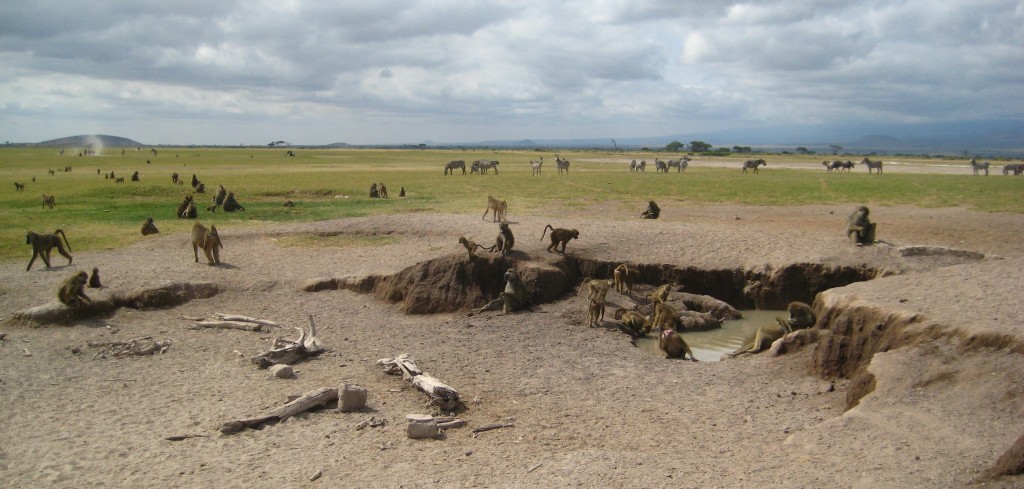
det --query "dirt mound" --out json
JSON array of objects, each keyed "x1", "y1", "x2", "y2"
[{"x1": 9, "y1": 281, "x2": 220, "y2": 325}]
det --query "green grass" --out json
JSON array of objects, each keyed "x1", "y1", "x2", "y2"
[{"x1": 1, "y1": 147, "x2": 1021, "y2": 263}]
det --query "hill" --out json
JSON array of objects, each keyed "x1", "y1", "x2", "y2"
[{"x1": 37, "y1": 134, "x2": 144, "y2": 148}]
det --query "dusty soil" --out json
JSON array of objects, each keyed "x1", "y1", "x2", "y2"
[{"x1": 1, "y1": 201, "x2": 1023, "y2": 488}]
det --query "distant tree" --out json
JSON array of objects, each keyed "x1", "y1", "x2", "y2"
[
  {"x1": 689, "y1": 140, "x2": 712, "y2": 153},
  {"x1": 795, "y1": 146, "x2": 810, "y2": 154},
  {"x1": 665, "y1": 141, "x2": 685, "y2": 152},
  {"x1": 830, "y1": 145, "x2": 842, "y2": 155},
  {"x1": 732, "y1": 145, "x2": 752, "y2": 153}
]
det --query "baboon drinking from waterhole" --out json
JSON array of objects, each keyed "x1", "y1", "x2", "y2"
[
  {"x1": 489, "y1": 222, "x2": 515, "y2": 256},
  {"x1": 469, "y1": 268, "x2": 528, "y2": 316},
  {"x1": 540, "y1": 225, "x2": 579, "y2": 253},
  {"x1": 640, "y1": 200, "x2": 660, "y2": 219},
  {"x1": 141, "y1": 217, "x2": 159, "y2": 236},
  {"x1": 57, "y1": 271, "x2": 91, "y2": 307},
  {"x1": 458, "y1": 237, "x2": 487, "y2": 259},
  {"x1": 190, "y1": 222, "x2": 222, "y2": 265},
  {"x1": 88, "y1": 267, "x2": 102, "y2": 288},
  {"x1": 660, "y1": 329, "x2": 698, "y2": 361},
  {"x1": 25, "y1": 229, "x2": 73, "y2": 271},
  {"x1": 726, "y1": 320, "x2": 788, "y2": 358},
  {"x1": 846, "y1": 206, "x2": 876, "y2": 246},
  {"x1": 618, "y1": 310, "x2": 652, "y2": 338}
]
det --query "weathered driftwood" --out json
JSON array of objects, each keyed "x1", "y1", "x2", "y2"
[
  {"x1": 87, "y1": 336, "x2": 172, "y2": 357},
  {"x1": 676, "y1": 311, "x2": 723, "y2": 331},
  {"x1": 164, "y1": 434, "x2": 209, "y2": 441},
  {"x1": 678, "y1": 292, "x2": 742, "y2": 320},
  {"x1": 251, "y1": 315, "x2": 326, "y2": 369},
  {"x1": 10, "y1": 281, "x2": 219, "y2": 326},
  {"x1": 377, "y1": 353, "x2": 461, "y2": 410},
  {"x1": 189, "y1": 320, "x2": 267, "y2": 332},
  {"x1": 472, "y1": 422, "x2": 515, "y2": 434},
  {"x1": 219, "y1": 386, "x2": 339, "y2": 434},
  {"x1": 212, "y1": 313, "x2": 279, "y2": 327}
]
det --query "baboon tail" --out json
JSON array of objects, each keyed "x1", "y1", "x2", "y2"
[
  {"x1": 541, "y1": 224, "x2": 553, "y2": 241},
  {"x1": 55, "y1": 229, "x2": 71, "y2": 252}
]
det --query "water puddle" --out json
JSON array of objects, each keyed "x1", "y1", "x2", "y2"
[{"x1": 635, "y1": 310, "x2": 784, "y2": 362}]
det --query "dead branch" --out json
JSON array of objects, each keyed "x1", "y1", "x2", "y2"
[
  {"x1": 472, "y1": 423, "x2": 515, "y2": 433},
  {"x1": 164, "y1": 434, "x2": 209, "y2": 441},
  {"x1": 220, "y1": 386, "x2": 339, "y2": 434},
  {"x1": 87, "y1": 336, "x2": 171, "y2": 357},
  {"x1": 87, "y1": 336, "x2": 152, "y2": 347},
  {"x1": 251, "y1": 315, "x2": 326, "y2": 369},
  {"x1": 377, "y1": 353, "x2": 461, "y2": 410},
  {"x1": 188, "y1": 320, "x2": 267, "y2": 332},
  {"x1": 212, "y1": 313, "x2": 279, "y2": 328}
]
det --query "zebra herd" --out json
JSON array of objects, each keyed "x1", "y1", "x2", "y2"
[{"x1": 443, "y1": 159, "x2": 500, "y2": 175}]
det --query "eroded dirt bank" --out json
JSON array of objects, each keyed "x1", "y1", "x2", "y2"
[{"x1": 1, "y1": 206, "x2": 1022, "y2": 488}]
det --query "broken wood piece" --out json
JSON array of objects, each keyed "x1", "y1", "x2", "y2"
[
  {"x1": 472, "y1": 423, "x2": 514, "y2": 434},
  {"x1": 251, "y1": 318, "x2": 326, "y2": 369},
  {"x1": 189, "y1": 320, "x2": 267, "y2": 332},
  {"x1": 376, "y1": 353, "x2": 423, "y2": 379},
  {"x1": 164, "y1": 433, "x2": 209, "y2": 441},
  {"x1": 88, "y1": 336, "x2": 152, "y2": 348},
  {"x1": 437, "y1": 419, "x2": 467, "y2": 430},
  {"x1": 406, "y1": 414, "x2": 440, "y2": 439},
  {"x1": 377, "y1": 353, "x2": 460, "y2": 409},
  {"x1": 219, "y1": 386, "x2": 339, "y2": 434},
  {"x1": 212, "y1": 313, "x2": 279, "y2": 328},
  {"x1": 309, "y1": 468, "x2": 323, "y2": 481},
  {"x1": 527, "y1": 463, "x2": 543, "y2": 473}
]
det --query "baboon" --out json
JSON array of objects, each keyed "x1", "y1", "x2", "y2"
[
  {"x1": 640, "y1": 200, "x2": 660, "y2": 219},
  {"x1": 194, "y1": 182, "x2": 206, "y2": 193},
  {"x1": 579, "y1": 279, "x2": 611, "y2": 327},
  {"x1": 778, "y1": 301, "x2": 816, "y2": 331},
  {"x1": 369, "y1": 183, "x2": 380, "y2": 198},
  {"x1": 469, "y1": 268, "x2": 528, "y2": 315},
  {"x1": 660, "y1": 329, "x2": 697, "y2": 361},
  {"x1": 378, "y1": 183, "x2": 388, "y2": 198},
  {"x1": 458, "y1": 236, "x2": 486, "y2": 259},
  {"x1": 214, "y1": 185, "x2": 226, "y2": 206},
  {"x1": 727, "y1": 321, "x2": 788, "y2": 357},
  {"x1": 399, "y1": 187, "x2": 406, "y2": 197},
  {"x1": 14, "y1": 182, "x2": 25, "y2": 191},
  {"x1": 490, "y1": 222, "x2": 515, "y2": 256},
  {"x1": 25, "y1": 229, "x2": 73, "y2": 271},
  {"x1": 41, "y1": 194, "x2": 55, "y2": 209},
  {"x1": 651, "y1": 299, "x2": 680, "y2": 332},
  {"x1": 177, "y1": 195, "x2": 197, "y2": 219},
  {"x1": 847, "y1": 206, "x2": 876, "y2": 246},
  {"x1": 48, "y1": 169, "x2": 55, "y2": 176},
  {"x1": 32, "y1": 176, "x2": 35, "y2": 182},
  {"x1": 190, "y1": 222, "x2": 222, "y2": 265},
  {"x1": 191, "y1": 174, "x2": 200, "y2": 188},
  {"x1": 282, "y1": 200, "x2": 295, "y2": 207},
  {"x1": 88, "y1": 267, "x2": 102, "y2": 288},
  {"x1": 131, "y1": 171, "x2": 140, "y2": 182},
  {"x1": 108, "y1": 171, "x2": 115, "y2": 179},
  {"x1": 115, "y1": 177, "x2": 125, "y2": 183},
  {"x1": 742, "y1": 159, "x2": 767, "y2": 173},
  {"x1": 97, "y1": 168, "x2": 101, "y2": 175},
  {"x1": 619, "y1": 310, "x2": 652, "y2": 338},
  {"x1": 541, "y1": 225, "x2": 579, "y2": 253},
  {"x1": 482, "y1": 195, "x2": 508, "y2": 223},
  {"x1": 206, "y1": 203, "x2": 218, "y2": 213},
  {"x1": 613, "y1": 264, "x2": 639, "y2": 295},
  {"x1": 57, "y1": 271, "x2": 91, "y2": 307},
  {"x1": 648, "y1": 283, "x2": 672, "y2": 304},
  {"x1": 172, "y1": 172, "x2": 179, "y2": 184},
  {"x1": 141, "y1": 217, "x2": 159, "y2": 236},
  {"x1": 587, "y1": 299, "x2": 606, "y2": 328},
  {"x1": 222, "y1": 192, "x2": 245, "y2": 212}
]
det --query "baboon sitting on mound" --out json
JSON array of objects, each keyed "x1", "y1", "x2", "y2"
[
  {"x1": 58, "y1": 271, "x2": 91, "y2": 307},
  {"x1": 640, "y1": 200, "x2": 660, "y2": 219},
  {"x1": 469, "y1": 268, "x2": 528, "y2": 316}
]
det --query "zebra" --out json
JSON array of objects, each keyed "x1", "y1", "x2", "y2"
[
  {"x1": 444, "y1": 160, "x2": 466, "y2": 175},
  {"x1": 1002, "y1": 163, "x2": 1024, "y2": 176},
  {"x1": 969, "y1": 158, "x2": 989, "y2": 176},
  {"x1": 654, "y1": 159, "x2": 668, "y2": 173},
  {"x1": 531, "y1": 157, "x2": 543, "y2": 176},
  {"x1": 861, "y1": 158, "x2": 883, "y2": 175},
  {"x1": 473, "y1": 160, "x2": 499, "y2": 174},
  {"x1": 637, "y1": 160, "x2": 646, "y2": 171},
  {"x1": 841, "y1": 161, "x2": 854, "y2": 172},
  {"x1": 741, "y1": 159, "x2": 766, "y2": 174},
  {"x1": 666, "y1": 157, "x2": 690, "y2": 172},
  {"x1": 555, "y1": 154, "x2": 570, "y2": 174}
]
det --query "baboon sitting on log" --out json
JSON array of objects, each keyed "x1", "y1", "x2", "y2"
[
  {"x1": 847, "y1": 206, "x2": 876, "y2": 246},
  {"x1": 25, "y1": 229, "x2": 73, "y2": 271},
  {"x1": 469, "y1": 268, "x2": 528, "y2": 316},
  {"x1": 58, "y1": 271, "x2": 91, "y2": 307}
]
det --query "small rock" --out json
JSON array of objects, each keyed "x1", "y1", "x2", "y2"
[
  {"x1": 406, "y1": 414, "x2": 440, "y2": 439},
  {"x1": 268, "y1": 364, "x2": 294, "y2": 379},
  {"x1": 339, "y1": 384, "x2": 367, "y2": 412}
]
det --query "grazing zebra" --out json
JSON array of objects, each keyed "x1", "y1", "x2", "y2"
[
  {"x1": 444, "y1": 160, "x2": 466, "y2": 175},
  {"x1": 531, "y1": 157, "x2": 543, "y2": 176},
  {"x1": 654, "y1": 159, "x2": 668, "y2": 173},
  {"x1": 823, "y1": 160, "x2": 839, "y2": 173},
  {"x1": 1002, "y1": 163, "x2": 1024, "y2": 176},
  {"x1": 666, "y1": 157, "x2": 690, "y2": 172},
  {"x1": 637, "y1": 160, "x2": 646, "y2": 171},
  {"x1": 841, "y1": 161, "x2": 854, "y2": 172},
  {"x1": 629, "y1": 160, "x2": 637, "y2": 171},
  {"x1": 555, "y1": 154, "x2": 570, "y2": 174},
  {"x1": 473, "y1": 159, "x2": 499, "y2": 174},
  {"x1": 860, "y1": 158, "x2": 883, "y2": 175},
  {"x1": 969, "y1": 158, "x2": 989, "y2": 176},
  {"x1": 741, "y1": 159, "x2": 766, "y2": 174}
]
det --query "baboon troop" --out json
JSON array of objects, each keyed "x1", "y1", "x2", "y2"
[
  {"x1": 14, "y1": 182, "x2": 25, "y2": 191},
  {"x1": 640, "y1": 200, "x2": 660, "y2": 219},
  {"x1": 57, "y1": 271, "x2": 91, "y2": 307},
  {"x1": 469, "y1": 268, "x2": 528, "y2": 315},
  {"x1": 444, "y1": 160, "x2": 466, "y2": 175},
  {"x1": 458, "y1": 237, "x2": 486, "y2": 259},
  {"x1": 141, "y1": 217, "x2": 159, "y2": 236},
  {"x1": 540, "y1": 225, "x2": 579, "y2": 254},
  {"x1": 492, "y1": 222, "x2": 515, "y2": 257},
  {"x1": 613, "y1": 264, "x2": 638, "y2": 295},
  {"x1": 482, "y1": 195, "x2": 508, "y2": 223},
  {"x1": 25, "y1": 229, "x2": 73, "y2": 271},
  {"x1": 742, "y1": 159, "x2": 767, "y2": 173},
  {"x1": 190, "y1": 222, "x2": 222, "y2": 265},
  {"x1": 41, "y1": 194, "x2": 55, "y2": 209},
  {"x1": 846, "y1": 206, "x2": 876, "y2": 246},
  {"x1": 88, "y1": 267, "x2": 102, "y2": 288}
]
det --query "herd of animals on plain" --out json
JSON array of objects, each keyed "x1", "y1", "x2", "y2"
[{"x1": 13, "y1": 149, "x2": 1017, "y2": 360}]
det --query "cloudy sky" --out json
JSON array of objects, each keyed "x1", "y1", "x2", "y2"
[{"x1": 1, "y1": 0, "x2": 1021, "y2": 145}]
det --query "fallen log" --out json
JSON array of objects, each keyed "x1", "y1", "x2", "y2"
[
  {"x1": 251, "y1": 315, "x2": 326, "y2": 369},
  {"x1": 377, "y1": 353, "x2": 461, "y2": 410},
  {"x1": 212, "y1": 313, "x2": 279, "y2": 328},
  {"x1": 188, "y1": 320, "x2": 267, "y2": 332},
  {"x1": 219, "y1": 386, "x2": 339, "y2": 434}
]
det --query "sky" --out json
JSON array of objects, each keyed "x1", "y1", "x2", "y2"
[{"x1": 1, "y1": 0, "x2": 1022, "y2": 146}]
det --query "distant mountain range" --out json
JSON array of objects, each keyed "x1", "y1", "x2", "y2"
[{"x1": 36, "y1": 134, "x2": 144, "y2": 148}]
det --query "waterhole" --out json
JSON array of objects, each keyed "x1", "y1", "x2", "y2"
[{"x1": 635, "y1": 310, "x2": 784, "y2": 362}]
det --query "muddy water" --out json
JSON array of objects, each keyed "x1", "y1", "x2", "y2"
[{"x1": 636, "y1": 310, "x2": 785, "y2": 362}]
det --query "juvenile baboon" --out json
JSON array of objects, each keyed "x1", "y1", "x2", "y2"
[
  {"x1": 660, "y1": 329, "x2": 698, "y2": 361},
  {"x1": 399, "y1": 187, "x2": 406, "y2": 197},
  {"x1": 131, "y1": 171, "x2": 140, "y2": 182},
  {"x1": 369, "y1": 183, "x2": 380, "y2": 198},
  {"x1": 379, "y1": 183, "x2": 388, "y2": 198},
  {"x1": 213, "y1": 185, "x2": 226, "y2": 206},
  {"x1": 25, "y1": 229, "x2": 73, "y2": 271},
  {"x1": 14, "y1": 182, "x2": 25, "y2": 191},
  {"x1": 190, "y1": 222, "x2": 222, "y2": 265},
  {"x1": 48, "y1": 169, "x2": 55, "y2": 176},
  {"x1": 619, "y1": 310, "x2": 652, "y2": 338},
  {"x1": 194, "y1": 182, "x2": 206, "y2": 193},
  {"x1": 108, "y1": 171, "x2": 115, "y2": 179},
  {"x1": 490, "y1": 222, "x2": 515, "y2": 256},
  {"x1": 640, "y1": 200, "x2": 660, "y2": 219},
  {"x1": 458, "y1": 236, "x2": 487, "y2": 259},
  {"x1": 846, "y1": 206, "x2": 876, "y2": 246},
  {"x1": 141, "y1": 217, "x2": 159, "y2": 236},
  {"x1": 206, "y1": 203, "x2": 218, "y2": 213},
  {"x1": 88, "y1": 267, "x2": 102, "y2": 288},
  {"x1": 587, "y1": 299, "x2": 606, "y2": 328},
  {"x1": 115, "y1": 177, "x2": 125, "y2": 183},
  {"x1": 181, "y1": 201, "x2": 198, "y2": 219},
  {"x1": 222, "y1": 192, "x2": 245, "y2": 212},
  {"x1": 648, "y1": 283, "x2": 672, "y2": 304},
  {"x1": 172, "y1": 172, "x2": 179, "y2": 184},
  {"x1": 778, "y1": 301, "x2": 816, "y2": 331},
  {"x1": 177, "y1": 195, "x2": 197, "y2": 219},
  {"x1": 579, "y1": 279, "x2": 611, "y2": 327},
  {"x1": 482, "y1": 195, "x2": 508, "y2": 223},
  {"x1": 727, "y1": 321, "x2": 788, "y2": 357},
  {"x1": 41, "y1": 194, "x2": 55, "y2": 209},
  {"x1": 541, "y1": 225, "x2": 579, "y2": 253},
  {"x1": 469, "y1": 268, "x2": 528, "y2": 315},
  {"x1": 613, "y1": 264, "x2": 638, "y2": 295},
  {"x1": 57, "y1": 271, "x2": 91, "y2": 307}
]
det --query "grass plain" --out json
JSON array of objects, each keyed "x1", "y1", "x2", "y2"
[{"x1": 1, "y1": 147, "x2": 1021, "y2": 263}]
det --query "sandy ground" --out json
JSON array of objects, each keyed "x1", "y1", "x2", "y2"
[{"x1": 1, "y1": 198, "x2": 1023, "y2": 488}]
